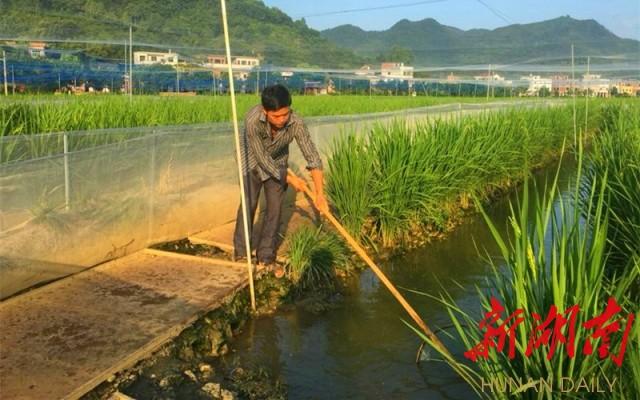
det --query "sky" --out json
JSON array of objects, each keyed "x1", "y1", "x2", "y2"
[{"x1": 263, "y1": 0, "x2": 640, "y2": 40}]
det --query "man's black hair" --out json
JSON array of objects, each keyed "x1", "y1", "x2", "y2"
[{"x1": 261, "y1": 84, "x2": 292, "y2": 111}]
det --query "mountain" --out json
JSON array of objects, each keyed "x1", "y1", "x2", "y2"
[
  {"x1": 322, "y1": 16, "x2": 640, "y2": 66},
  {"x1": 0, "y1": 0, "x2": 363, "y2": 68}
]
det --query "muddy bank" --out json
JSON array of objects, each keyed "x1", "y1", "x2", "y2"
[{"x1": 83, "y1": 237, "x2": 353, "y2": 400}]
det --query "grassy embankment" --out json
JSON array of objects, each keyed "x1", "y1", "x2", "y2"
[
  {"x1": 286, "y1": 102, "x2": 596, "y2": 298},
  {"x1": 408, "y1": 101, "x2": 640, "y2": 399}
]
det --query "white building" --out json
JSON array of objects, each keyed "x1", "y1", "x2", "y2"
[
  {"x1": 380, "y1": 62, "x2": 414, "y2": 80},
  {"x1": 582, "y1": 74, "x2": 611, "y2": 97},
  {"x1": 134, "y1": 51, "x2": 179, "y2": 66},
  {"x1": 205, "y1": 55, "x2": 260, "y2": 80},
  {"x1": 28, "y1": 42, "x2": 47, "y2": 58},
  {"x1": 521, "y1": 74, "x2": 552, "y2": 96}
]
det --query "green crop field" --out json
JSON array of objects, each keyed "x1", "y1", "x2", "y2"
[{"x1": 0, "y1": 94, "x2": 524, "y2": 136}]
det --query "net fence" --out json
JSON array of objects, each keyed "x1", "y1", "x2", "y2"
[{"x1": 0, "y1": 100, "x2": 556, "y2": 298}]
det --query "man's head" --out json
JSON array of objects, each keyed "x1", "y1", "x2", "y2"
[{"x1": 262, "y1": 84, "x2": 291, "y2": 129}]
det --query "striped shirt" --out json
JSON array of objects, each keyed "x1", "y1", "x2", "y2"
[{"x1": 239, "y1": 104, "x2": 323, "y2": 182}]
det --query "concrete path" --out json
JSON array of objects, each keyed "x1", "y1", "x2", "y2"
[
  {"x1": 0, "y1": 190, "x2": 323, "y2": 400},
  {"x1": 0, "y1": 250, "x2": 248, "y2": 399}
]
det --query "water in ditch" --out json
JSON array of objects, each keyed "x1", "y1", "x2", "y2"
[{"x1": 215, "y1": 156, "x2": 580, "y2": 400}]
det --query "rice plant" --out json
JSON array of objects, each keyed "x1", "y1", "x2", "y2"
[
  {"x1": 325, "y1": 133, "x2": 375, "y2": 240},
  {"x1": 0, "y1": 94, "x2": 490, "y2": 137},
  {"x1": 407, "y1": 104, "x2": 640, "y2": 398},
  {"x1": 409, "y1": 161, "x2": 639, "y2": 398},
  {"x1": 284, "y1": 225, "x2": 349, "y2": 292},
  {"x1": 326, "y1": 104, "x2": 587, "y2": 249},
  {"x1": 582, "y1": 102, "x2": 640, "y2": 275}
]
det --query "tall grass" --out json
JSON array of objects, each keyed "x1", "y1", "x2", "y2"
[
  {"x1": 408, "y1": 104, "x2": 640, "y2": 398},
  {"x1": 284, "y1": 225, "x2": 350, "y2": 292},
  {"x1": 411, "y1": 168, "x2": 639, "y2": 398},
  {"x1": 326, "y1": 104, "x2": 592, "y2": 248},
  {"x1": 583, "y1": 102, "x2": 640, "y2": 274}
]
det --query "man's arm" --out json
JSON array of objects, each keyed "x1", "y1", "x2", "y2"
[{"x1": 292, "y1": 121, "x2": 329, "y2": 213}]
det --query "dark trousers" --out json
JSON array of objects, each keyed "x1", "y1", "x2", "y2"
[{"x1": 233, "y1": 169, "x2": 287, "y2": 263}]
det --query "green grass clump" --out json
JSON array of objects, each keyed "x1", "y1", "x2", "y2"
[
  {"x1": 408, "y1": 103, "x2": 640, "y2": 399},
  {"x1": 327, "y1": 104, "x2": 592, "y2": 248},
  {"x1": 0, "y1": 94, "x2": 498, "y2": 137},
  {"x1": 284, "y1": 225, "x2": 349, "y2": 292},
  {"x1": 583, "y1": 102, "x2": 640, "y2": 274}
]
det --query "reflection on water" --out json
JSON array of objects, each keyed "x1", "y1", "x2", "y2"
[{"x1": 218, "y1": 157, "x2": 579, "y2": 399}]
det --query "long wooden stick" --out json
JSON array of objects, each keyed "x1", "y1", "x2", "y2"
[
  {"x1": 221, "y1": 0, "x2": 256, "y2": 311},
  {"x1": 288, "y1": 169, "x2": 451, "y2": 357}
]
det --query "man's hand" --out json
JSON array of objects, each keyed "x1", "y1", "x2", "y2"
[{"x1": 286, "y1": 174, "x2": 307, "y2": 192}]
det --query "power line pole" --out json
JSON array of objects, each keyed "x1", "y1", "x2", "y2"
[
  {"x1": 486, "y1": 64, "x2": 491, "y2": 101},
  {"x1": 2, "y1": 51, "x2": 8, "y2": 96},
  {"x1": 129, "y1": 24, "x2": 133, "y2": 98},
  {"x1": 256, "y1": 68, "x2": 259, "y2": 96},
  {"x1": 124, "y1": 39, "x2": 127, "y2": 94}
]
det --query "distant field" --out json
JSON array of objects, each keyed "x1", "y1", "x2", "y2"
[{"x1": 0, "y1": 94, "x2": 525, "y2": 136}]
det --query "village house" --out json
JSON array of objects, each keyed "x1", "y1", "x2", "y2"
[
  {"x1": 551, "y1": 75, "x2": 572, "y2": 96},
  {"x1": 28, "y1": 42, "x2": 47, "y2": 58},
  {"x1": 613, "y1": 80, "x2": 640, "y2": 96},
  {"x1": 303, "y1": 80, "x2": 335, "y2": 95},
  {"x1": 582, "y1": 74, "x2": 610, "y2": 97},
  {"x1": 521, "y1": 74, "x2": 552, "y2": 96},
  {"x1": 380, "y1": 62, "x2": 414, "y2": 80},
  {"x1": 134, "y1": 51, "x2": 180, "y2": 66},
  {"x1": 205, "y1": 55, "x2": 260, "y2": 80}
]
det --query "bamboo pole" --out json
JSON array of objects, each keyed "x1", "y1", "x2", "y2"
[
  {"x1": 288, "y1": 169, "x2": 451, "y2": 357},
  {"x1": 220, "y1": 0, "x2": 257, "y2": 311}
]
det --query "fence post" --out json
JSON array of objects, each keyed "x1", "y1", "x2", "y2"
[
  {"x1": 147, "y1": 133, "x2": 157, "y2": 245},
  {"x1": 63, "y1": 132, "x2": 70, "y2": 211}
]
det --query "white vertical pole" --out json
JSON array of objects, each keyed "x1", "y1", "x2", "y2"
[
  {"x1": 486, "y1": 64, "x2": 491, "y2": 101},
  {"x1": 129, "y1": 24, "x2": 133, "y2": 99},
  {"x1": 63, "y1": 132, "x2": 70, "y2": 211},
  {"x1": 147, "y1": 134, "x2": 157, "y2": 244},
  {"x1": 220, "y1": 0, "x2": 256, "y2": 311},
  {"x1": 256, "y1": 68, "x2": 260, "y2": 96},
  {"x1": 124, "y1": 40, "x2": 127, "y2": 93},
  {"x1": 2, "y1": 51, "x2": 7, "y2": 96},
  {"x1": 584, "y1": 55, "x2": 590, "y2": 134}
]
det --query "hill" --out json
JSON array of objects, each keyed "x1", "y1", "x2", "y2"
[
  {"x1": 321, "y1": 16, "x2": 640, "y2": 66},
  {"x1": 0, "y1": 0, "x2": 363, "y2": 68}
]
